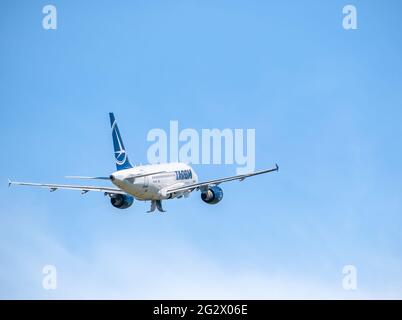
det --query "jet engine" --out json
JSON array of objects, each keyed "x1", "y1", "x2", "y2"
[
  {"x1": 110, "y1": 194, "x2": 134, "y2": 209},
  {"x1": 201, "y1": 186, "x2": 224, "y2": 204}
]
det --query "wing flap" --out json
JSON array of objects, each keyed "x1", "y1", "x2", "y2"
[
  {"x1": 165, "y1": 164, "x2": 279, "y2": 195},
  {"x1": 8, "y1": 180, "x2": 126, "y2": 195}
]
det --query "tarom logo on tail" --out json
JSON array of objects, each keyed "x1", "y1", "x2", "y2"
[{"x1": 109, "y1": 112, "x2": 133, "y2": 171}]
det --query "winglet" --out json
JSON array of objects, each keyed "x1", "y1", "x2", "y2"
[{"x1": 275, "y1": 163, "x2": 279, "y2": 172}]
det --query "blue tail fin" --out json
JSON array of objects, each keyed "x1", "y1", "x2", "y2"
[{"x1": 109, "y1": 113, "x2": 133, "y2": 171}]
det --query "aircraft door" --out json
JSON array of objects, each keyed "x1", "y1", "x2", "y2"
[{"x1": 144, "y1": 176, "x2": 149, "y2": 188}]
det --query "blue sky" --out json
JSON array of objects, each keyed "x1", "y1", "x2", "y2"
[{"x1": 1, "y1": 0, "x2": 402, "y2": 299}]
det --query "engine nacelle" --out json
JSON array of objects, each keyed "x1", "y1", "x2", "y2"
[
  {"x1": 201, "y1": 186, "x2": 224, "y2": 204},
  {"x1": 110, "y1": 194, "x2": 134, "y2": 209}
]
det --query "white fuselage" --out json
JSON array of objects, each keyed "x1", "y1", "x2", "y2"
[{"x1": 110, "y1": 163, "x2": 198, "y2": 201}]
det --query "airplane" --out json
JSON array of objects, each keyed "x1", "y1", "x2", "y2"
[{"x1": 8, "y1": 113, "x2": 279, "y2": 213}]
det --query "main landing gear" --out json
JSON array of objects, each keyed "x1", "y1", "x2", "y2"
[{"x1": 147, "y1": 200, "x2": 166, "y2": 213}]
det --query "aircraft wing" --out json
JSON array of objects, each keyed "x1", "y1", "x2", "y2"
[
  {"x1": 8, "y1": 180, "x2": 126, "y2": 195},
  {"x1": 165, "y1": 164, "x2": 279, "y2": 195}
]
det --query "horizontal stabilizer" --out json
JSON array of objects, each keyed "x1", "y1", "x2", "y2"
[{"x1": 65, "y1": 176, "x2": 111, "y2": 180}]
